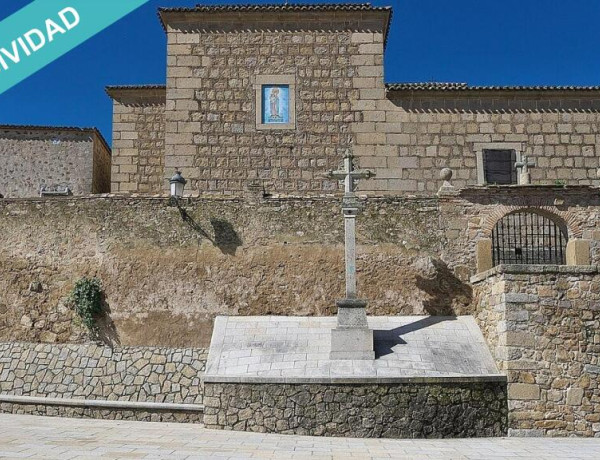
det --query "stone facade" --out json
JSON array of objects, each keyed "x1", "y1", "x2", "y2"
[
  {"x1": 203, "y1": 381, "x2": 507, "y2": 438},
  {"x1": 101, "y1": 5, "x2": 600, "y2": 196},
  {"x1": 106, "y1": 87, "x2": 166, "y2": 194},
  {"x1": 473, "y1": 265, "x2": 600, "y2": 437},
  {"x1": 159, "y1": 7, "x2": 390, "y2": 196},
  {"x1": 0, "y1": 342, "x2": 206, "y2": 404},
  {"x1": 0, "y1": 125, "x2": 111, "y2": 198},
  {"x1": 355, "y1": 90, "x2": 600, "y2": 194}
]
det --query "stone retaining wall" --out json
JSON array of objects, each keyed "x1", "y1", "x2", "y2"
[
  {"x1": 0, "y1": 343, "x2": 207, "y2": 404},
  {"x1": 203, "y1": 381, "x2": 508, "y2": 438},
  {"x1": 473, "y1": 265, "x2": 600, "y2": 437}
]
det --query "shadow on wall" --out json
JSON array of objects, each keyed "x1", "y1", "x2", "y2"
[
  {"x1": 210, "y1": 219, "x2": 242, "y2": 256},
  {"x1": 177, "y1": 207, "x2": 243, "y2": 255},
  {"x1": 414, "y1": 258, "x2": 472, "y2": 316},
  {"x1": 94, "y1": 295, "x2": 120, "y2": 347}
]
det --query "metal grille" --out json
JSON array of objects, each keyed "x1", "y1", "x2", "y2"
[{"x1": 492, "y1": 212, "x2": 567, "y2": 266}]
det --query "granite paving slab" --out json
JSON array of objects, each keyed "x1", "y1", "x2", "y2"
[
  {"x1": 204, "y1": 315, "x2": 504, "y2": 383},
  {"x1": 2, "y1": 413, "x2": 600, "y2": 459}
]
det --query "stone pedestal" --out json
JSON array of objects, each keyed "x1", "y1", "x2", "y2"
[{"x1": 330, "y1": 299, "x2": 374, "y2": 360}]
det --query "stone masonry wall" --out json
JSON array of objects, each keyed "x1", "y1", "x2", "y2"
[
  {"x1": 0, "y1": 127, "x2": 110, "y2": 198},
  {"x1": 163, "y1": 12, "x2": 387, "y2": 195},
  {"x1": 353, "y1": 90, "x2": 600, "y2": 195},
  {"x1": 0, "y1": 342, "x2": 206, "y2": 404},
  {"x1": 0, "y1": 195, "x2": 460, "y2": 348},
  {"x1": 473, "y1": 266, "x2": 600, "y2": 437},
  {"x1": 108, "y1": 88, "x2": 166, "y2": 194},
  {"x1": 1, "y1": 189, "x2": 600, "y2": 347},
  {"x1": 203, "y1": 381, "x2": 508, "y2": 438},
  {"x1": 92, "y1": 132, "x2": 112, "y2": 194},
  {"x1": 437, "y1": 186, "x2": 600, "y2": 274}
]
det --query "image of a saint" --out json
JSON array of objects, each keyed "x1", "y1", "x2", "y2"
[
  {"x1": 270, "y1": 88, "x2": 280, "y2": 121},
  {"x1": 262, "y1": 85, "x2": 289, "y2": 124}
]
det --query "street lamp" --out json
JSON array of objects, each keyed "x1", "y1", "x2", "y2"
[
  {"x1": 170, "y1": 170, "x2": 187, "y2": 199},
  {"x1": 169, "y1": 170, "x2": 187, "y2": 206}
]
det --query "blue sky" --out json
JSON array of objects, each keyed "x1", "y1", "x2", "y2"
[{"x1": 1, "y1": 0, "x2": 600, "y2": 145}]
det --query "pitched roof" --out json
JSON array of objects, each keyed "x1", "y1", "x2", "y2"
[
  {"x1": 105, "y1": 85, "x2": 166, "y2": 92},
  {"x1": 158, "y1": 3, "x2": 393, "y2": 44},
  {"x1": 386, "y1": 82, "x2": 600, "y2": 92},
  {"x1": 0, "y1": 125, "x2": 111, "y2": 154}
]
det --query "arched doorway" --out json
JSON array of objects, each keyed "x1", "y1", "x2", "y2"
[{"x1": 491, "y1": 210, "x2": 567, "y2": 266}]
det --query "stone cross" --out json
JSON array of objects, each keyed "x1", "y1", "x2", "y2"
[
  {"x1": 515, "y1": 155, "x2": 535, "y2": 185},
  {"x1": 325, "y1": 154, "x2": 375, "y2": 298},
  {"x1": 326, "y1": 153, "x2": 376, "y2": 360}
]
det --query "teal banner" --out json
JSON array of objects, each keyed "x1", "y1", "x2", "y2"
[{"x1": 0, "y1": 0, "x2": 150, "y2": 95}]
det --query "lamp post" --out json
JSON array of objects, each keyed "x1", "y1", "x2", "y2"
[{"x1": 169, "y1": 170, "x2": 187, "y2": 205}]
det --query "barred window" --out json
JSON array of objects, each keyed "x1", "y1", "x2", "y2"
[
  {"x1": 492, "y1": 211, "x2": 567, "y2": 266},
  {"x1": 483, "y1": 150, "x2": 517, "y2": 185}
]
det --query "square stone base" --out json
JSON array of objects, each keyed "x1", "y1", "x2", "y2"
[{"x1": 330, "y1": 327, "x2": 374, "y2": 360}]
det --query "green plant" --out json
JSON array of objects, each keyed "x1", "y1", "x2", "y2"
[
  {"x1": 70, "y1": 277, "x2": 103, "y2": 332},
  {"x1": 555, "y1": 179, "x2": 566, "y2": 186}
]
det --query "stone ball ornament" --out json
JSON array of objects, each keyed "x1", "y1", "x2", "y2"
[{"x1": 440, "y1": 168, "x2": 453, "y2": 181}]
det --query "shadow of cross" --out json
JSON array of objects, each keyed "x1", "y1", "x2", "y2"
[{"x1": 373, "y1": 316, "x2": 458, "y2": 359}]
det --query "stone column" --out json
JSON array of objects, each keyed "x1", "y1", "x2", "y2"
[{"x1": 330, "y1": 198, "x2": 374, "y2": 360}]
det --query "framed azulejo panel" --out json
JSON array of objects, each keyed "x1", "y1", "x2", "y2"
[
  {"x1": 262, "y1": 85, "x2": 289, "y2": 124},
  {"x1": 255, "y1": 75, "x2": 296, "y2": 130}
]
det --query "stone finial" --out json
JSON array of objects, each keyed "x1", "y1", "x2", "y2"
[
  {"x1": 437, "y1": 168, "x2": 456, "y2": 196},
  {"x1": 440, "y1": 168, "x2": 453, "y2": 182}
]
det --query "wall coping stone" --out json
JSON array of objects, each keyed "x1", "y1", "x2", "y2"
[
  {"x1": 203, "y1": 375, "x2": 507, "y2": 384},
  {"x1": 471, "y1": 264, "x2": 599, "y2": 284},
  {"x1": 0, "y1": 394, "x2": 204, "y2": 413}
]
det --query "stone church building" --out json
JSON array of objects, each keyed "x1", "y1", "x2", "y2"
[{"x1": 2, "y1": 3, "x2": 600, "y2": 439}]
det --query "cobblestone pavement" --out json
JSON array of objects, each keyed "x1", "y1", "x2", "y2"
[{"x1": 1, "y1": 414, "x2": 600, "y2": 459}]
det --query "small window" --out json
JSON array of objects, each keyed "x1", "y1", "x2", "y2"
[{"x1": 483, "y1": 149, "x2": 516, "y2": 185}]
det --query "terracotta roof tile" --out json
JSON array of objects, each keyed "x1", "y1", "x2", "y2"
[{"x1": 386, "y1": 83, "x2": 600, "y2": 92}]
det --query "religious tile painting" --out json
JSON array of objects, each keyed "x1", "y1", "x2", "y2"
[{"x1": 262, "y1": 85, "x2": 290, "y2": 124}]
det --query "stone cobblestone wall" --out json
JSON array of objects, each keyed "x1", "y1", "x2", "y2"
[
  {"x1": 473, "y1": 266, "x2": 600, "y2": 437},
  {"x1": 163, "y1": 10, "x2": 387, "y2": 195},
  {"x1": 0, "y1": 127, "x2": 111, "y2": 198},
  {"x1": 0, "y1": 342, "x2": 207, "y2": 404},
  {"x1": 356, "y1": 92, "x2": 600, "y2": 194},
  {"x1": 203, "y1": 381, "x2": 508, "y2": 438},
  {"x1": 107, "y1": 88, "x2": 166, "y2": 194}
]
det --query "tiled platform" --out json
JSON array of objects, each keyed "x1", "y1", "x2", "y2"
[{"x1": 204, "y1": 315, "x2": 503, "y2": 383}]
